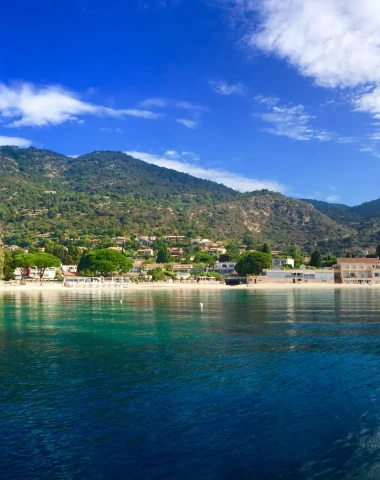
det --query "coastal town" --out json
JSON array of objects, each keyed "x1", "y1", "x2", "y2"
[{"x1": 1, "y1": 233, "x2": 380, "y2": 287}]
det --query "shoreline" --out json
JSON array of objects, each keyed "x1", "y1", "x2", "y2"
[{"x1": 1, "y1": 282, "x2": 380, "y2": 293}]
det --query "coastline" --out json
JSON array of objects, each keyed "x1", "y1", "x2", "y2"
[{"x1": 1, "y1": 282, "x2": 380, "y2": 293}]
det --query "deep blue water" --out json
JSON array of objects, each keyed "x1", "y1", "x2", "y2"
[{"x1": 2, "y1": 288, "x2": 380, "y2": 479}]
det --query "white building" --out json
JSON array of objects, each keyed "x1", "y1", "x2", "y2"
[
  {"x1": 272, "y1": 258, "x2": 295, "y2": 268},
  {"x1": 15, "y1": 266, "x2": 60, "y2": 281},
  {"x1": 264, "y1": 269, "x2": 334, "y2": 283},
  {"x1": 62, "y1": 265, "x2": 78, "y2": 273},
  {"x1": 213, "y1": 262, "x2": 236, "y2": 275}
]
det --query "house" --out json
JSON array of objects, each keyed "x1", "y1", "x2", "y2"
[
  {"x1": 170, "y1": 247, "x2": 183, "y2": 257},
  {"x1": 213, "y1": 262, "x2": 236, "y2": 275},
  {"x1": 335, "y1": 258, "x2": 380, "y2": 284},
  {"x1": 173, "y1": 264, "x2": 192, "y2": 278},
  {"x1": 272, "y1": 258, "x2": 295, "y2": 269},
  {"x1": 136, "y1": 248, "x2": 154, "y2": 257},
  {"x1": 113, "y1": 236, "x2": 127, "y2": 246},
  {"x1": 130, "y1": 260, "x2": 144, "y2": 273},
  {"x1": 15, "y1": 266, "x2": 60, "y2": 281},
  {"x1": 264, "y1": 269, "x2": 334, "y2": 283},
  {"x1": 163, "y1": 235, "x2": 185, "y2": 242},
  {"x1": 4, "y1": 245, "x2": 20, "y2": 251},
  {"x1": 61, "y1": 265, "x2": 78, "y2": 273},
  {"x1": 208, "y1": 247, "x2": 227, "y2": 255},
  {"x1": 139, "y1": 235, "x2": 156, "y2": 246}
]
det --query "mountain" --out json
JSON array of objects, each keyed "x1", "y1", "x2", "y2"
[
  {"x1": 303, "y1": 198, "x2": 380, "y2": 248},
  {"x1": 0, "y1": 146, "x2": 356, "y2": 250}
]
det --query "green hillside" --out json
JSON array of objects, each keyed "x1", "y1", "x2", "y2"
[{"x1": 0, "y1": 147, "x2": 356, "y2": 250}]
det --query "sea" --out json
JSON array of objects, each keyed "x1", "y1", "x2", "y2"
[{"x1": 2, "y1": 287, "x2": 380, "y2": 479}]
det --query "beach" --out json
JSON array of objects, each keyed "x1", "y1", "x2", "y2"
[{"x1": 1, "y1": 281, "x2": 380, "y2": 293}]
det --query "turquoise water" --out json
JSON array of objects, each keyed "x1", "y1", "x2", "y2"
[{"x1": 2, "y1": 288, "x2": 380, "y2": 478}]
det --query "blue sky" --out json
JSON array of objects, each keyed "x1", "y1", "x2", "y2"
[{"x1": 2, "y1": 0, "x2": 380, "y2": 205}]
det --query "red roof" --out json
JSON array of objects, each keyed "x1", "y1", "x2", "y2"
[
  {"x1": 338, "y1": 258, "x2": 380, "y2": 264},
  {"x1": 63, "y1": 271, "x2": 82, "y2": 277}
]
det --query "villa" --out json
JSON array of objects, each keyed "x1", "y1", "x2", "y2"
[
  {"x1": 334, "y1": 258, "x2": 380, "y2": 284},
  {"x1": 272, "y1": 258, "x2": 295, "y2": 268}
]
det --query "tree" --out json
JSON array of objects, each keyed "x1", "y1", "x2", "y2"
[
  {"x1": 194, "y1": 252, "x2": 218, "y2": 267},
  {"x1": 242, "y1": 234, "x2": 255, "y2": 250},
  {"x1": 13, "y1": 253, "x2": 37, "y2": 279},
  {"x1": 309, "y1": 250, "x2": 322, "y2": 267},
  {"x1": 33, "y1": 253, "x2": 61, "y2": 281},
  {"x1": 225, "y1": 243, "x2": 241, "y2": 262},
  {"x1": 262, "y1": 243, "x2": 271, "y2": 254},
  {"x1": 0, "y1": 246, "x2": 4, "y2": 280},
  {"x1": 321, "y1": 254, "x2": 337, "y2": 268},
  {"x1": 235, "y1": 252, "x2": 272, "y2": 276},
  {"x1": 289, "y1": 246, "x2": 303, "y2": 268},
  {"x1": 376, "y1": 245, "x2": 380, "y2": 258},
  {"x1": 149, "y1": 267, "x2": 165, "y2": 281},
  {"x1": 78, "y1": 249, "x2": 133, "y2": 276},
  {"x1": 3, "y1": 251, "x2": 15, "y2": 280},
  {"x1": 156, "y1": 247, "x2": 172, "y2": 264},
  {"x1": 13, "y1": 253, "x2": 61, "y2": 281}
]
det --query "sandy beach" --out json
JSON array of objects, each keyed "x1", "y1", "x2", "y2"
[{"x1": 1, "y1": 282, "x2": 380, "y2": 293}]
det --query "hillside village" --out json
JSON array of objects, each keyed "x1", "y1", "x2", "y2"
[{"x1": 2, "y1": 232, "x2": 380, "y2": 286}]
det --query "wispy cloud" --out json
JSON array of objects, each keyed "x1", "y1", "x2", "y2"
[
  {"x1": 255, "y1": 97, "x2": 332, "y2": 141},
  {"x1": 176, "y1": 118, "x2": 199, "y2": 129},
  {"x1": 220, "y1": 0, "x2": 380, "y2": 143},
  {"x1": 137, "y1": 97, "x2": 169, "y2": 108},
  {"x1": 174, "y1": 101, "x2": 209, "y2": 112},
  {"x1": 0, "y1": 82, "x2": 160, "y2": 128},
  {"x1": 100, "y1": 127, "x2": 124, "y2": 134},
  {"x1": 325, "y1": 195, "x2": 340, "y2": 203},
  {"x1": 209, "y1": 79, "x2": 247, "y2": 96},
  {"x1": 125, "y1": 150, "x2": 287, "y2": 192},
  {"x1": 0, "y1": 135, "x2": 32, "y2": 147}
]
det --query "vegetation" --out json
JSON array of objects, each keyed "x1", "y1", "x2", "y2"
[
  {"x1": 235, "y1": 252, "x2": 272, "y2": 276},
  {"x1": 13, "y1": 252, "x2": 61, "y2": 280},
  {"x1": 309, "y1": 250, "x2": 322, "y2": 268},
  {"x1": 0, "y1": 147, "x2": 360, "y2": 252},
  {"x1": 77, "y1": 249, "x2": 133, "y2": 276},
  {"x1": 0, "y1": 246, "x2": 4, "y2": 280}
]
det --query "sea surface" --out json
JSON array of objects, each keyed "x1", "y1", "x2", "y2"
[{"x1": 2, "y1": 288, "x2": 380, "y2": 479}]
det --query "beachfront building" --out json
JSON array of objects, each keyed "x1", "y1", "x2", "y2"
[
  {"x1": 334, "y1": 258, "x2": 380, "y2": 284},
  {"x1": 14, "y1": 266, "x2": 59, "y2": 281},
  {"x1": 62, "y1": 265, "x2": 78, "y2": 273},
  {"x1": 173, "y1": 264, "x2": 192, "y2": 279},
  {"x1": 263, "y1": 269, "x2": 334, "y2": 284},
  {"x1": 213, "y1": 262, "x2": 236, "y2": 276},
  {"x1": 272, "y1": 258, "x2": 295, "y2": 269}
]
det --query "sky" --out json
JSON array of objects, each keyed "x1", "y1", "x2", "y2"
[{"x1": 2, "y1": 0, "x2": 380, "y2": 205}]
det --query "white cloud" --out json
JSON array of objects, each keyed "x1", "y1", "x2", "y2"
[
  {"x1": 210, "y1": 79, "x2": 247, "y2": 96},
  {"x1": 0, "y1": 82, "x2": 160, "y2": 128},
  {"x1": 255, "y1": 99, "x2": 332, "y2": 141},
  {"x1": 230, "y1": 0, "x2": 380, "y2": 89},
  {"x1": 176, "y1": 118, "x2": 199, "y2": 129},
  {"x1": 137, "y1": 97, "x2": 169, "y2": 108},
  {"x1": 182, "y1": 151, "x2": 200, "y2": 161},
  {"x1": 125, "y1": 150, "x2": 287, "y2": 192},
  {"x1": 0, "y1": 135, "x2": 32, "y2": 147},
  {"x1": 164, "y1": 149, "x2": 181, "y2": 159},
  {"x1": 325, "y1": 195, "x2": 340, "y2": 203},
  {"x1": 254, "y1": 95, "x2": 280, "y2": 107},
  {"x1": 175, "y1": 101, "x2": 209, "y2": 112}
]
